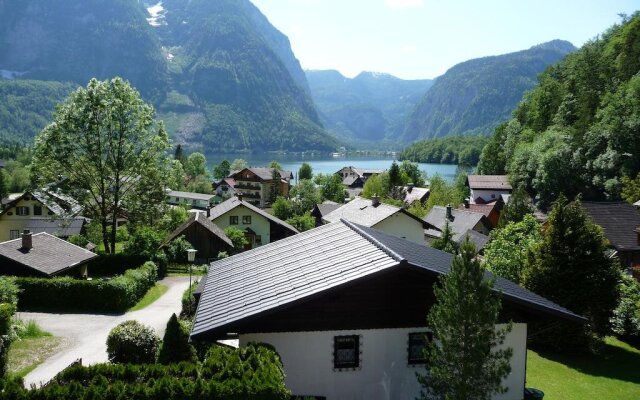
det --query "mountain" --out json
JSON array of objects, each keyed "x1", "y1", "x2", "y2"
[
  {"x1": 0, "y1": 0, "x2": 337, "y2": 152},
  {"x1": 402, "y1": 40, "x2": 577, "y2": 142},
  {"x1": 306, "y1": 70, "x2": 433, "y2": 143},
  {"x1": 477, "y1": 14, "x2": 640, "y2": 206}
]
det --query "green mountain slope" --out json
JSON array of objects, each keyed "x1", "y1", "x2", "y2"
[
  {"x1": 477, "y1": 14, "x2": 640, "y2": 205},
  {"x1": 307, "y1": 70, "x2": 433, "y2": 142},
  {"x1": 402, "y1": 40, "x2": 576, "y2": 142}
]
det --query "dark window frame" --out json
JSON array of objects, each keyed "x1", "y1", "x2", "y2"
[
  {"x1": 333, "y1": 335, "x2": 360, "y2": 369},
  {"x1": 33, "y1": 205, "x2": 43, "y2": 216},
  {"x1": 16, "y1": 206, "x2": 29, "y2": 216},
  {"x1": 242, "y1": 215, "x2": 251, "y2": 224},
  {"x1": 230, "y1": 216, "x2": 239, "y2": 225},
  {"x1": 408, "y1": 332, "x2": 433, "y2": 365}
]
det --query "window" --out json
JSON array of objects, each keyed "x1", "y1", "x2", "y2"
[
  {"x1": 33, "y1": 205, "x2": 42, "y2": 216},
  {"x1": 9, "y1": 230, "x2": 20, "y2": 240},
  {"x1": 242, "y1": 215, "x2": 251, "y2": 224},
  {"x1": 16, "y1": 206, "x2": 29, "y2": 216},
  {"x1": 408, "y1": 332, "x2": 432, "y2": 365},
  {"x1": 333, "y1": 335, "x2": 360, "y2": 369},
  {"x1": 230, "y1": 216, "x2": 239, "y2": 225}
]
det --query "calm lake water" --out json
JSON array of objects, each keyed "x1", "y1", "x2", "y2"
[{"x1": 206, "y1": 153, "x2": 462, "y2": 182}]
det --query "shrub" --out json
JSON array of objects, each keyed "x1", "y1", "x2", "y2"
[
  {"x1": 157, "y1": 314, "x2": 197, "y2": 364},
  {"x1": 181, "y1": 281, "x2": 199, "y2": 319},
  {"x1": 88, "y1": 254, "x2": 148, "y2": 277},
  {"x1": 106, "y1": 320, "x2": 160, "y2": 364},
  {"x1": 224, "y1": 226, "x2": 248, "y2": 253},
  {"x1": 165, "y1": 236, "x2": 193, "y2": 264},
  {"x1": 0, "y1": 303, "x2": 15, "y2": 377},
  {"x1": 123, "y1": 226, "x2": 164, "y2": 259},
  {"x1": 286, "y1": 212, "x2": 315, "y2": 232},
  {"x1": 16, "y1": 262, "x2": 158, "y2": 313},
  {"x1": 611, "y1": 275, "x2": 640, "y2": 341},
  {"x1": 68, "y1": 234, "x2": 89, "y2": 248},
  {"x1": 0, "y1": 277, "x2": 19, "y2": 304}
]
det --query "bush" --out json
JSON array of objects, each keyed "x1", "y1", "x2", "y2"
[
  {"x1": 16, "y1": 262, "x2": 158, "y2": 313},
  {"x1": 0, "y1": 303, "x2": 15, "y2": 377},
  {"x1": 165, "y1": 236, "x2": 193, "y2": 264},
  {"x1": 0, "y1": 277, "x2": 19, "y2": 304},
  {"x1": 611, "y1": 274, "x2": 640, "y2": 342},
  {"x1": 123, "y1": 226, "x2": 164, "y2": 259},
  {"x1": 68, "y1": 234, "x2": 89, "y2": 248},
  {"x1": 181, "y1": 281, "x2": 199, "y2": 319},
  {"x1": 224, "y1": 226, "x2": 248, "y2": 253},
  {"x1": 88, "y1": 254, "x2": 148, "y2": 277},
  {"x1": 106, "y1": 320, "x2": 160, "y2": 364},
  {"x1": 157, "y1": 314, "x2": 197, "y2": 364}
]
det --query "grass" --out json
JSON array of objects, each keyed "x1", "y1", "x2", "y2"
[
  {"x1": 15, "y1": 319, "x2": 51, "y2": 339},
  {"x1": 7, "y1": 321, "x2": 64, "y2": 379},
  {"x1": 526, "y1": 337, "x2": 640, "y2": 399},
  {"x1": 128, "y1": 283, "x2": 168, "y2": 311}
]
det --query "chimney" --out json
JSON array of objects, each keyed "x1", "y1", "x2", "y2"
[
  {"x1": 372, "y1": 195, "x2": 381, "y2": 207},
  {"x1": 206, "y1": 207, "x2": 211, "y2": 218},
  {"x1": 21, "y1": 230, "x2": 32, "y2": 250},
  {"x1": 446, "y1": 204, "x2": 453, "y2": 221},
  {"x1": 463, "y1": 199, "x2": 470, "y2": 209},
  {"x1": 407, "y1": 184, "x2": 414, "y2": 193}
]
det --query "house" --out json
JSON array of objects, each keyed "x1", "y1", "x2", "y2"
[
  {"x1": 459, "y1": 198, "x2": 504, "y2": 228},
  {"x1": 209, "y1": 195, "x2": 298, "y2": 249},
  {"x1": 228, "y1": 168, "x2": 293, "y2": 208},
  {"x1": 582, "y1": 201, "x2": 640, "y2": 269},
  {"x1": 0, "y1": 189, "x2": 86, "y2": 242},
  {"x1": 310, "y1": 201, "x2": 342, "y2": 227},
  {"x1": 335, "y1": 166, "x2": 383, "y2": 197},
  {"x1": 467, "y1": 175, "x2": 513, "y2": 204},
  {"x1": 424, "y1": 205, "x2": 493, "y2": 243},
  {"x1": 162, "y1": 212, "x2": 233, "y2": 263},
  {"x1": 457, "y1": 229, "x2": 491, "y2": 253},
  {"x1": 322, "y1": 196, "x2": 426, "y2": 244},
  {"x1": 0, "y1": 230, "x2": 97, "y2": 278},
  {"x1": 191, "y1": 220, "x2": 584, "y2": 400},
  {"x1": 166, "y1": 190, "x2": 215, "y2": 210},
  {"x1": 212, "y1": 178, "x2": 237, "y2": 204},
  {"x1": 403, "y1": 186, "x2": 430, "y2": 206},
  {"x1": 634, "y1": 199, "x2": 640, "y2": 209}
]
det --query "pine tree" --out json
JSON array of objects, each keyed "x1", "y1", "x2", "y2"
[
  {"x1": 157, "y1": 314, "x2": 197, "y2": 364},
  {"x1": 418, "y1": 239, "x2": 513, "y2": 400},
  {"x1": 497, "y1": 185, "x2": 534, "y2": 227},
  {"x1": 431, "y1": 220, "x2": 458, "y2": 254}
]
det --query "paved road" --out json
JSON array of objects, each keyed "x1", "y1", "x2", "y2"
[{"x1": 18, "y1": 276, "x2": 193, "y2": 388}]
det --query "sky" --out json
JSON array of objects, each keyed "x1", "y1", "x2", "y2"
[{"x1": 250, "y1": 0, "x2": 639, "y2": 80}]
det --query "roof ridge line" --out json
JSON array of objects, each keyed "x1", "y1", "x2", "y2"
[{"x1": 340, "y1": 218, "x2": 406, "y2": 264}]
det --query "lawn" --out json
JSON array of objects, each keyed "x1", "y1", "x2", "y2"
[
  {"x1": 128, "y1": 283, "x2": 168, "y2": 311},
  {"x1": 526, "y1": 337, "x2": 640, "y2": 399},
  {"x1": 7, "y1": 321, "x2": 65, "y2": 378}
]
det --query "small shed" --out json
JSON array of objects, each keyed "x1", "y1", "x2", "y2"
[{"x1": 162, "y1": 212, "x2": 233, "y2": 263}]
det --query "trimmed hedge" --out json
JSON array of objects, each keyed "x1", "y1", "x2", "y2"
[
  {"x1": 0, "y1": 303, "x2": 14, "y2": 377},
  {"x1": 88, "y1": 254, "x2": 148, "y2": 277},
  {"x1": 16, "y1": 262, "x2": 158, "y2": 313}
]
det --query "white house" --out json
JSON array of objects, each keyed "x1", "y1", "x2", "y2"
[
  {"x1": 166, "y1": 190, "x2": 216, "y2": 210},
  {"x1": 191, "y1": 220, "x2": 584, "y2": 400},
  {"x1": 467, "y1": 175, "x2": 513, "y2": 204},
  {"x1": 322, "y1": 196, "x2": 426, "y2": 244}
]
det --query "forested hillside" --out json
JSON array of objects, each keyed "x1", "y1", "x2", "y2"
[
  {"x1": 307, "y1": 70, "x2": 433, "y2": 142},
  {"x1": 477, "y1": 14, "x2": 640, "y2": 206},
  {"x1": 0, "y1": 0, "x2": 337, "y2": 152},
  {"x1": 399, "y1": 136, "x2": 489, "y2": 166},
  {"x1": 402, "y1": 40, "x2": 576, "y2": 142}
]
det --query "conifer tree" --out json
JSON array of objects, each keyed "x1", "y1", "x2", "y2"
[
  {"x1": 419, "y1": 239, "x2": 512, "y2": 400},
  {"x1": 157, "y1": 313, "x2": 197, "y2": 364},
  {"x1": 431, "y1": 220, "x2": 457, "y2": 254},
  {"x1": 497, "y1": 185, "x2": 534, "y2": 227}
]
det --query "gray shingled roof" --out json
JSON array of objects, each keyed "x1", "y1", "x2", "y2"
[
  {"x1": 25, "y1": 217, "x2": 86, "y2": 238},
  {"x1": 191, "y1": 220, "x2": 584, "y2": 339},
  {"x1": 424, "y1": 206, "x2": 490, "y2": 241},
  {"x1": 163, "y1": 212, "x2": 233, "y2": 247},
  {"x1": 457, "y1": 229, "x2": 491, "y2": 251},
  {"x1": 167, "y1": 191, "x2": 216, "y2": 202},
  {"x1": 315, "y1": 202, "x2": 342, "y2": 218},
  {"x1": 1, "y1": 189, "x2": 83, "y2": 218},
  {"x1": 323, "y1": 197, "x2": 416, "y2": 227},
  {"x1": 404, "y1": 187, "x2": 429, "y2": 205},
  {"x1": 209, "y1": 197, "x2": 298, "y2": 233},
  {"x1": 467, "y1": 175, "x2": 513, "y2": 190},
  {"x1": 582, "y1": 201, "x2": 640, "y2": 251},
  {"x1": 0, "y1": 233, "x2": 97, "y2": 276}
]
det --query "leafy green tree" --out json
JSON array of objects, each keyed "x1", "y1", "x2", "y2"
[
  {"x1": 400, "y1": 160, "x2": 425, "y2": 187},
  {"x1": 123, "y1": 226, "x2": 164, "y2": 259},
  {"x1": 290, "y1": 179, "x2": 320, "y2": 215},
  {"x1": 484, "y1": 215, "x2": 541, "y2": 284},
  {"x1": 32, "y1": 78, "x2": 171, "y2": 253},
  {"x1": 419, "y1": 239, "x2": 512, "y2": 400},
  {"x1": 269, "y1": 160, "x2": 282, "y2": 170},
  {"x1": 185, "y1": 175, "x2": 214, "y2": 194},
  {"x1": 224, "y1": 226, "x2": 248, "y2": 253},
  {"x1": 168, "y1": 159, "x2": 186, "y2": 191},
  {"x1": 425, "y1": 175, "x2": 465, "y2": 211},
  {"x1": 497, "y1": 185, "x2": 534, "y2": 227},
  {"x1": 185, "y1": 152, "x2": 208, "y2": 179},
  {"x1": 230, "y1": 159, "x2": 248, "y2": 172},
  {"x1": 523, "y1": 196, "x2": 621, "y2": 348},
  {"x1": 431, "y1": 220, "x2": 458, "y2": 254},
  {"x1": 213, "y1": 160, "x2": 231, "y2": 180},
  {"x1": 298, "y1": 162, "x2": 313, "y2": 180},
  {"x1": 106, "y1": 320, "x2": 160, "y2": 364},
  {"x1": 477, "y1": 123, "x2": 508, "y2": 175},
  {"x1": 165, "y1": 236, "x2": 194, "y2": 264},
  {"x1": 321, "y1": 174, "x2": 346, "y2": 203},
  {"x1": 157, "y1": 206, "x2": 190, "y2": 234},
  {"x1": 286, "y1": 212, "x2": 315, "y2": 232},
  {"x1": 272, "y1": 196, "x2": 295, "y2": 221},
  {"x1": 621, "y1": 172, "x2": 640, "y2": 204},
  {"x1": 157, "y1": 314, "x2": 197, "y2": 364},
  {"x1": 611, "y1": 275, "x2": 640, "y2": 340}
]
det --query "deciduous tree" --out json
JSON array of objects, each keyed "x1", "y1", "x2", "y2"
[{"x1": 298, "y1": 162, "x2": 313, "y2": 180}]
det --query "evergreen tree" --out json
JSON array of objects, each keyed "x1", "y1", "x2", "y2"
[
  {"x1": 497, "y1": 185, "x2": 534, "y2": 227},
  {"x1": 298, "y1": 162, "x2": 313, "y2": 180},
  {"x1": 387, "y1": 161, "x2": 402, "y2": 193},
  {"x1": 0, "y1": 170, "x2": 6, "y2": 206},
  {"x1": 174, "y1": 144, "x2": 186, "y2": 165},
  {"x1": 213, "y1": 160, "x2": 231, "y2": 180},
  {"x1": 523, "y1": 195, "x2": 620, "y2": 349},
  {"x1": 157, "y1": 314, "x2": 197, "y2": 364},
  {"x1": 419, "y1": 239, "x2": 513, "y2": 400},
  {"x1": 431, "y1": 220, "x2": 458, "y2": 254}
]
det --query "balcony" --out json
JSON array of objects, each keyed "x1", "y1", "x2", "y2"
[{"x1": 235, "y1": 183, "x2": 261, "y2": 191}]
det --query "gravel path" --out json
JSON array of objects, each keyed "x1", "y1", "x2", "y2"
[{"x1": 18, "y1": 276, "x2": 193, "y2": 388}]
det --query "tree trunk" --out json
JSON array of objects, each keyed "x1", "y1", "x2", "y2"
[{"x1": 101, "y1": 218, "x2": 111, "y2": 254}]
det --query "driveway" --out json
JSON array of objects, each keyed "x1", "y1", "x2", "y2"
[{"x1": 18, "y1": 276, "x2": 193, "y2": 388}]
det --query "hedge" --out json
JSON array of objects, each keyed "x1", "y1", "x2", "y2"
[
  {"x1": 88, "y1": 254, "x2": 148, "y2": 277},
  {"x1": 16, "y1": 262, "x2": 158, "y2": 313},
  {"x1": 0, "y1": 303, "x2": 14, "y2": 377}
]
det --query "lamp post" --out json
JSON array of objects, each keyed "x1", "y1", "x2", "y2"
[{"x1": 187, "y1": 249, "x2": 197, "y2": 315}]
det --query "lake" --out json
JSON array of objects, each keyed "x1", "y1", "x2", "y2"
[{"x1": 205, "y1": 152, "x2": 462, "y2": 182}]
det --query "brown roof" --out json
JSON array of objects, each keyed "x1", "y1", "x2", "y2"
[
  {"x1": 0, "y1": 233, "x2": 98, "y2": 277},
  {"x1": 163, "y1": 212, "x2": 233, "y2": 247},
  {"x1": 467, "y1": 175, "x2": 513, "y2": 190},
  {"x1": 459, "y1": 202, "x2": 500, "y2": 218},
  {"x1": 231, "y1": 168, "x2": 293, "y2": 182}
]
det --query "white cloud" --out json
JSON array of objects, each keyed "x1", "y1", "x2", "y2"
[{"x1": 385, "y1": 0, "x2": 424, "y2": 9}]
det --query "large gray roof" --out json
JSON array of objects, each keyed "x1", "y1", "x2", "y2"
[
  {"x1": 582, "y1": 201, "x2": 640, "y2": 251},
  {"x1": 424, "y1": 206, "x2": 490, "y2": 241},
  {"x1": 192, "y1": 220, "x2": 584, "y2": 339},
  {"x1": 209, "y1": 197, "x2": 298, "y2": 234},
  {"x1": 323, "y1": 197, "x2": 415, "y2": 227},
  {"x1": 25, "y1": 217, "x2": 86, "y2": 238},
  {"x1": 0, "y1": 233, "x2": 97, "y2": 276}
]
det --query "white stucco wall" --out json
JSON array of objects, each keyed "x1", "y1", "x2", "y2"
[
  {"x1": 373, "y1": 213, "x2": 424, "y2": 245},
  {"x1": 0, "y1": 198, "x2": 55, "y2": 242},
  {"x1": 240, "y1": 324, "x2": 527, "y2": 400},
  {"x1": 471, "y1": 189, "x2": 511, "y2": 203},
  {"x1": 211, "y1": 205, "x2": 271, "y2": 246}
]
